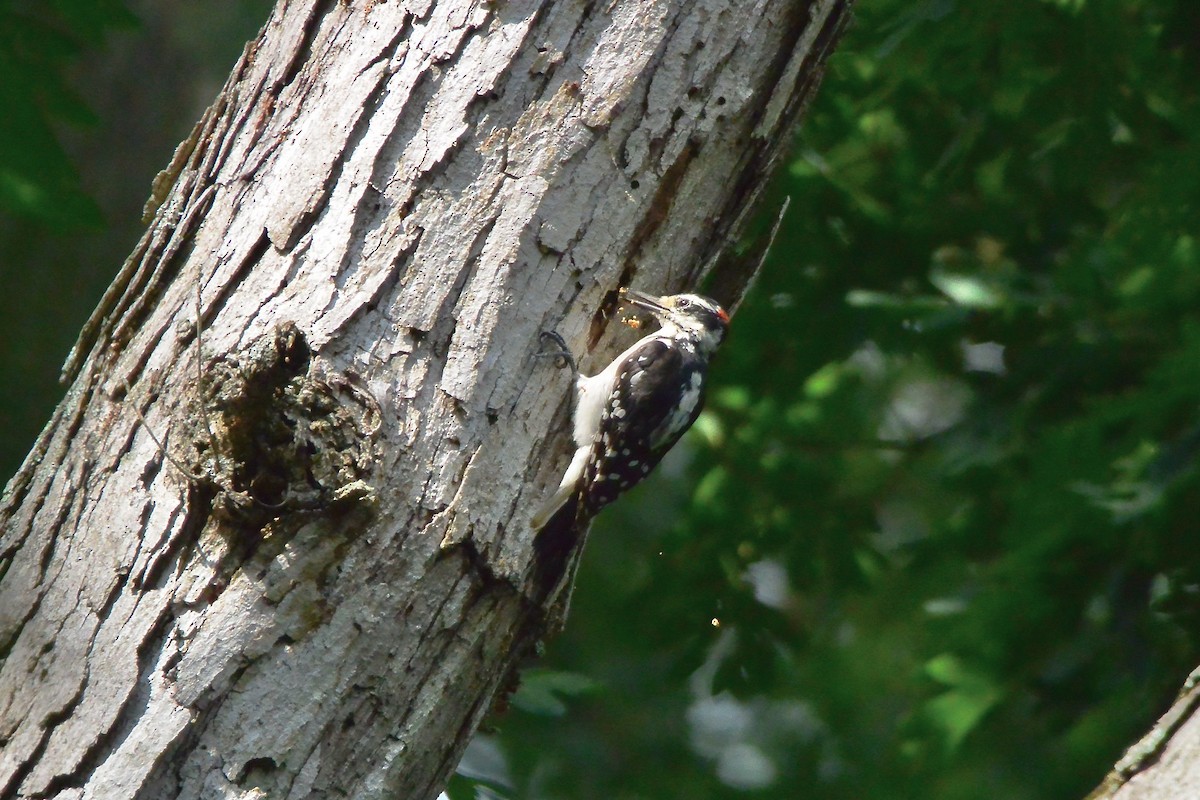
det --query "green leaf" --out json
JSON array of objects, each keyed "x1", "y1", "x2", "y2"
[{"x1": 511, "y1": 670, "x2": 600, "y2": 718}]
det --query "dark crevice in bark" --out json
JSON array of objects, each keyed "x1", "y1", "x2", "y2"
[
  {"x1": 0, "y1": 499, "x2": 70, "y2": 657},
  {"x1": 626, "y1": 139, "x2": 699, "y2": 282},
  {"x1": 265, "y1": 6, "x2": 368, "y2": 255},
  {"x1": 362, "y1": 13, "x2": 413, "y2": 80},
  {"x1": 104, "y1": 198, "x2": 194, "y2": 361},
  {"x1": 0, "y1": 401, "x2": 69, "y2": 532},
  {"x1": 103, "y1": 199, "x2": 215, "y2": 398},
  {"x1": 315, "y1": 574, "x2": 475, "y2": 796},
  {"x1": 202, "y1": 228, "x2": 273, "y2": 343},
  {"x1": 133, "y1": 713, "x2": 193, "y2": 800},
  {"x1": 446, "y1": 536, "x2": 524, "y2": 602},
  {"x1": 705, "y1": 0, "x2": 854, "y2": 310},
  {"x1": 190, "y1": 86, "x2": 240, "y2": 188},
  {"x1": 629, "y1": 6, "x2": 694, "y2": 171},
  {"x1": 0, "y1": 434, "x2": 53, "y2": 568},
  {"x1": 403, "y1": 592, "x2": 505, "y2": 789},
  {"x1": 332, "y1": 28, "x2": 420, "y2": 285},
  {"x1": 227, "y1": 88, "x2": 293, "y2": 190},
  {"x1": 418, "y1": 212, "x2": 502, "y2": 390},
  {"x1": 206, "y1": 85, "x2": 249, "y2": 183},
  {"x1": 98, "y1": 521, "x2": 146, "y2": 628},
  {"x1": 0, "y1": 657, "x2": 88, "y2": 799},
  {"x1": 135, "y1": 656, "x2": 253, "y2": 800},
  {"x1": 277, "y1": 0, "x2": 339, "y2": 92},
  {"x1": 225, "y1": 74, "x2": 275, "y2": 182},
  {"x1": 495, "y1": 0, "x2": 557, "y2": 90},
  {"x1": 361, "y1": 36, "x2": 455, "y2": 198},
  {"x1": 453, "y1": 12, "x2": 541, "y2": 135},
  {"x1": 424, "y1": 610, "x2": 521, "y2": 798},
  {"x1": 60, "y1": 221, "x2": 157, "y2": 385},
  {"x1": 131, "y1": 495, "x2": 195, "y2": 592},
  {"x1": 396, "y1": 569, "x2": 476, "y2": 681},
  {"x1": 324, "y1": 250, "x2": 411, "y2": 348},
  {"x1": 34, "y1": 472, "x2": 82, "y2": 589},
  {"x1": 108, "y1": 95, "x2": 229, "y2": 357},
  {"x1": 53, "y1": 603, "x2": 184, "y2": 800},
  {"x1": 214, "y1": 45, "x2": 261, "y2": 163}
]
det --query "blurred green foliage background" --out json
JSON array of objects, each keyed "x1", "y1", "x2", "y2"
[{"x1": 4, "y1": 1, "x2": 1200, "y2": 799}]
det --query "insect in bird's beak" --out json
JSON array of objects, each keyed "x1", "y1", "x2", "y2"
[{"x1": 618, "y1": 287, "x2": 664, "y2": 329}]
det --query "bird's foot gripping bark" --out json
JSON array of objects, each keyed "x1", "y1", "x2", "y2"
[{"x1": 533, "y1": 330, "x2": 578, "y2": 378}]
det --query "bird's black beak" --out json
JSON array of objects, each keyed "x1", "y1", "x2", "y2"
[{"x1": 619, "y1": 288, "x2": 670, "y2": 319}]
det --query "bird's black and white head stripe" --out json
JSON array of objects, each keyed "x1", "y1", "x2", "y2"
[{"x1": 621, "y1": 290, "x2": 730, "y2": 357}]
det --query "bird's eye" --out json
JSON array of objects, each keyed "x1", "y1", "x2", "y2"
[{"x1": 677, "y1": 298, "x2": 691, "y2": 308}]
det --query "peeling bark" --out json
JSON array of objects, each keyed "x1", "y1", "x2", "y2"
[{"x1": 0, "y1": 0, "x2": 853, "y2": 797}]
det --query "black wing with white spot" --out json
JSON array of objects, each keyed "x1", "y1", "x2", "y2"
[{"x1": 579, "y1": 337, "x2": 706, "y2": 519}]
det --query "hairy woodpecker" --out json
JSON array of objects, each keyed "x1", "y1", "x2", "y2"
[{"x1": 531, "y1": 288, "x2": 730, "y2": 537}]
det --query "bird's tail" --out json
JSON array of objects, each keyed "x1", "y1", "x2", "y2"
[{"x1": 531, "y1": 491, "x2": 582, "y2": 598}]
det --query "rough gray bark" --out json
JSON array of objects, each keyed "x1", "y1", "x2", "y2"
[
  {"x1": 1088, "y1": 668, "x2": 1200, "y2": 800},
  {"x1": 0, "y1": 0, "x2": 852, "y2": 798}
]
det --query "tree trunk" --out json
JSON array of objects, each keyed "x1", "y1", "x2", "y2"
[
  {"x1": 0, "y1": 1, "x2": 852, "y2": 797},
  {"x1": 1088, "y1": 668, "x2": 1200, "y2": 800}
]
